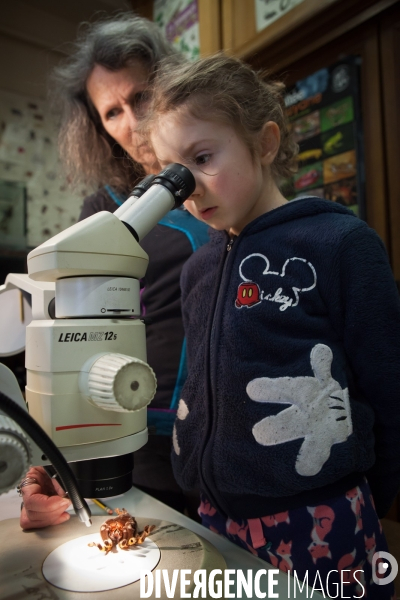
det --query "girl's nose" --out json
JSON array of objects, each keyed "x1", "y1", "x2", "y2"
[{"x1": 190, "y1": 176, "x2": 203, "y2": 198}]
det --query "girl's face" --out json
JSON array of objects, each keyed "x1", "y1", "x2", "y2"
[
  {"x1": 150, "y1": 109, "x2": 285, "y2": 236},
  {"x1": 86, "y1": 63, "x2": 159, "y2": 174}
]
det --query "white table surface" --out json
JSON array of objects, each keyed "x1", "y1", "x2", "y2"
[{"x1": 0, "y1": 485, "x2": 323, "y2": 599}]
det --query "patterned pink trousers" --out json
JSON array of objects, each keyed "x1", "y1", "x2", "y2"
[{"x1": 199, "y1": 479, "x2": 396, "y2": 599}]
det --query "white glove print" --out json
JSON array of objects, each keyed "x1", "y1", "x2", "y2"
[{"x1": 247, "y1": 344, "x2": 352, "y2": 476}]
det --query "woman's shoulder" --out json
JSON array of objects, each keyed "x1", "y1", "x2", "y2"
[{"x1": 79, "y1": 188, "x2": 120, "y2": 221}]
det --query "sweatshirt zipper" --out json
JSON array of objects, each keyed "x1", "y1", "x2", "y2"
[{"x1": 199, "y1": 235, "x2": 236, "y2": 516}]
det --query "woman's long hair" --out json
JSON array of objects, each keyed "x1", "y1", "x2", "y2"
[{"x1": 50, "y1": 13, "x2": 179, "y2": 193}]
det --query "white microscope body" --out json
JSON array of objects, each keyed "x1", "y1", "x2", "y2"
[{"x1": 0, "y1": 165, "x2": 195, "y2": 497}]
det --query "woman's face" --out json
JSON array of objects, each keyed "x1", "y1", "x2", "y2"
[{"x1": 86, "y1": 62, "x2": 159, "y2": 174}]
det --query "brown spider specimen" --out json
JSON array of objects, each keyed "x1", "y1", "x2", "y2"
[{"x1": 88, "y1": 508, "x2": 155, "y2": 553}]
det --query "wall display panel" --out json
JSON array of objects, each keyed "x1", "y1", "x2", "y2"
[
  {"x1": 282, "y1": 56, "x2": 365, "y2": 218},
  {"x1": 154, "y1": 0, "x2": 200, "y2": 60}
]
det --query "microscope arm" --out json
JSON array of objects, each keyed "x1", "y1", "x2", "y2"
[{"x1": 0, "y1": 273, "x2": 55, "y2": 319}]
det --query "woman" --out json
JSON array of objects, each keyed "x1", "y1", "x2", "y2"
[{"x1": 19, "y1": 13, "x2": 208, "y2": 529}]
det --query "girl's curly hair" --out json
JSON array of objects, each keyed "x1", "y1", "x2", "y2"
[{"x1": 145, "y1": 53, "x2": 298, "y2": 181}]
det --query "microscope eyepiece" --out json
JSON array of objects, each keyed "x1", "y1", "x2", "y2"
[
  {"x1": 119, "y1": 163, "x2": 195, "y2": 241},
  {"x1": 153, "y1": 163, "x2": 195, "y2": 208},
  {"x1": 129, "y1": 174, "x2": 156, "y2": 199}
]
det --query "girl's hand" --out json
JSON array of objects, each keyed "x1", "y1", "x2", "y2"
[{"x1": 19, "y1": 466, "x2": 72, "y2": 530}]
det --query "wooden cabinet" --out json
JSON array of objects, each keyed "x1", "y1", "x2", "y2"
[
  {"x1": 222, "y1": 0, "x2": 340, "y2": 56},
  {"x1": 198, "y1": 0, "x2": 222, "y2": 55},
  {"x1": 221, "y1": 0, "x2": 398, "y2": 61}
]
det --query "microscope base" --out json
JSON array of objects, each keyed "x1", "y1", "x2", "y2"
[{"x1": 0, "y1": 516, "x2": 226, "y2": 599}]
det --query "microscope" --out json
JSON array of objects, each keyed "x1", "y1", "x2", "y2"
[{"x1": 0, "y1": 164, "x2": 195, "y2": 516}]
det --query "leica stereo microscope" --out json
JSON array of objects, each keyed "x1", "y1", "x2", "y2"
[{"x1": 0, "y1": 164, "x2": 195, "y2": 521}]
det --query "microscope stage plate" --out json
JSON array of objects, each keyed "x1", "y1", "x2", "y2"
[{"x1": 42, "y1": 533, "x2": 160, "y2": 592}]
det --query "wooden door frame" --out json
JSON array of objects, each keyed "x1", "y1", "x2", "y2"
[{"x1": 380, "y1": 4, "x2": 400, "y2": 282}]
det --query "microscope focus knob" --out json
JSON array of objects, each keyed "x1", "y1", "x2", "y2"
[
  {"x1": 0, "y1": 416, "x2": 32, "y2": 494},
  {"x1": 81, "y1": 353, "x2": 157, "y2": 413}
]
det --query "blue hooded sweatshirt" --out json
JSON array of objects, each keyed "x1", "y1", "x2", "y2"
[{"x1": 172, "y1": 197, "x2": 400, "y2": 519}]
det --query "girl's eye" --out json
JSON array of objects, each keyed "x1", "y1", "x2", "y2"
[{"x1": 195, "y1": 154, "x2": 211, "y2": 166}]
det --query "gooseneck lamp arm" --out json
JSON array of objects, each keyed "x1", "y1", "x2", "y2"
[{"x1": 0, "y1": 390, "x2": 92, "y2": 527}]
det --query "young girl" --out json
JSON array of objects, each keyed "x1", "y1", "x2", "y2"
[{"x1": 144, "y1": 54, "x2": 400, "y2": 598}]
